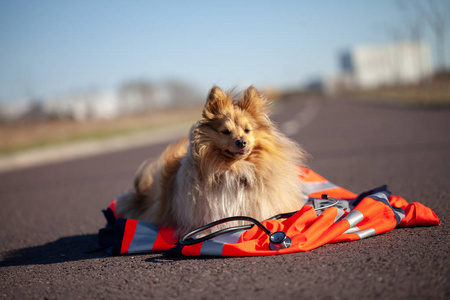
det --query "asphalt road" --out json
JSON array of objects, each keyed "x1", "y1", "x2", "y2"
[{"x1": 1, "y1": 96, "x2": 449, "y2": 300}]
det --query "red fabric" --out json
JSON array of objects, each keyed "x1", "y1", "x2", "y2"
[
  {"x1": 389, "y1": 195, "x2": 440, "y2": 226},
  {"x1": 153, "y1": 227, "x2": 178, "y2": 251},
  {"x1": 109, "y1": 200, "x2": 117, "y2": 218},
  {"x1": 120, "y1": 219, "x2": 138, "y2": 255}
]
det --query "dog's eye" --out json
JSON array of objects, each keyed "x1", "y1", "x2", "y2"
[
  {"x1": 244, "y1": 129, "x2": 250, "y2": 134},
  {"x1": 221, "y1": 129, "x2": 231, "y2": 135}
]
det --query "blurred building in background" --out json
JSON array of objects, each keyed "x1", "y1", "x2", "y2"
[
  {"x1": 0, "y1": 80, "x2": 201, "y2": 123},
  {"x1": 320, "y1": 41, "x2": 434, "y2": 95},
  {"x1": 42, "y1": 91, "x2": 120, "y2": 121},
  {"x1": 342, "y1": 41, "x2": 433, "y2": 88}
]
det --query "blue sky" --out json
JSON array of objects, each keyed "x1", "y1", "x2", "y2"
[{"x1": 0, "y1": 0, "x2": 448, "y2": 103}]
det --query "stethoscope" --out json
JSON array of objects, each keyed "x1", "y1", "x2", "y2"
[{"x1": 179, "y1": 194, "x2": 340, "y2": 251}]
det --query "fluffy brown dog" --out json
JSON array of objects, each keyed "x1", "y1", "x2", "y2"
[{"x1": 116, "y1": 86, "x2": 307, "y2": 236}]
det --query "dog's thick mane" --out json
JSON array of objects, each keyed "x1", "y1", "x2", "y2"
[
  {"x1": 116, "y1": 85, "x2": 307, "y2": 236},
  {"x1": 168, "y1": 86, "x2": 307, "y2": 233},
  {"x1": 191, "y1": 86, "x2": 299, "y2": 179}
]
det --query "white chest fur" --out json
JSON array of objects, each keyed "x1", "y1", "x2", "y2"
[{"x1": 173, "y1": 156, "x2": 260, "y2": 232}]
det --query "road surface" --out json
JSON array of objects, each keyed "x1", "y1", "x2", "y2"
[{"x1": 1, "y1": 96, "x2": 449, "y2": 299}]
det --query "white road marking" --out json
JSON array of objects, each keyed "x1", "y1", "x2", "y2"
[{"x1": 281, "y1": 98, "x2": 321, "y2": 136}]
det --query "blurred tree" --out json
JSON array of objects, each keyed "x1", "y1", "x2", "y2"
[
  {"x1": 163, "y1": 80, "x2": 201, "y2": 107},
  {"x1": 423, "y1": 0, "x2": 448, "y2": 71},
  {"x1": 396, "y1": 0, "x2": 449, "y2": 71},
  {"x1": 119, "y1": 80, "x2": 157, "y2": 113}
]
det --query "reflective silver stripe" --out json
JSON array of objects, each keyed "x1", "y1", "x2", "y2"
[
  {"x1": 355, "y1": 228, "x2": 376, "y2": 239},
  {"x1": 343, "y1": 227, "x2": 376, "y2": 239},
  {"x1": 304, "y1": 181, "x2": 338, "y2": 195},
  {"x1": 343, "y1": 226, "x2": 360, "y2": 234},
  {"x1": 211, "y1": 230, "x2": 244, "y2": 244},
  {"x1": 345, "y1": 210, "x2": 364, "y2": 227},
  {"x1": 334, "y1": 208, "x2": 346, "y2": 223},
  {"x1": 200, "y1": 240, "x2": 225, "y2": 256},
  {"x1": 128, "y1": 221, "x2": 159, "y2": 253},
  {"x1": 200, "y1": 230, "x2": 245, "y2": 256},
  {"x1": 371, "y1": 191, "x2": 388, "y2": 201},
  {"x1": 394, "y1": 209, "x2": 405, "y2": 223}
]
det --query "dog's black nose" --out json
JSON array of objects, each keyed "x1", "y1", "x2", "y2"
[{"x1": 235, "y1": 139, "x2": 247, "y2": 149}]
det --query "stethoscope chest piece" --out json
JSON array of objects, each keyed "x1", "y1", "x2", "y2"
[{"x1": 269, "y1": 231, "x2": 291, "y2": 251}]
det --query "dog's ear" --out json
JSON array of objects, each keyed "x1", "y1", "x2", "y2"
[
  {"x1": 203, "y1": 86, "x2": 232, "y2": 119},
  {"x1": 239, "y1": 86, "x2": 268, "y2": 114}
]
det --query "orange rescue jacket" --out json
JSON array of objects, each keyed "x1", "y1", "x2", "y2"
[{"x1": 98, "y1": 168, "x2": 440, "y2": 256}]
